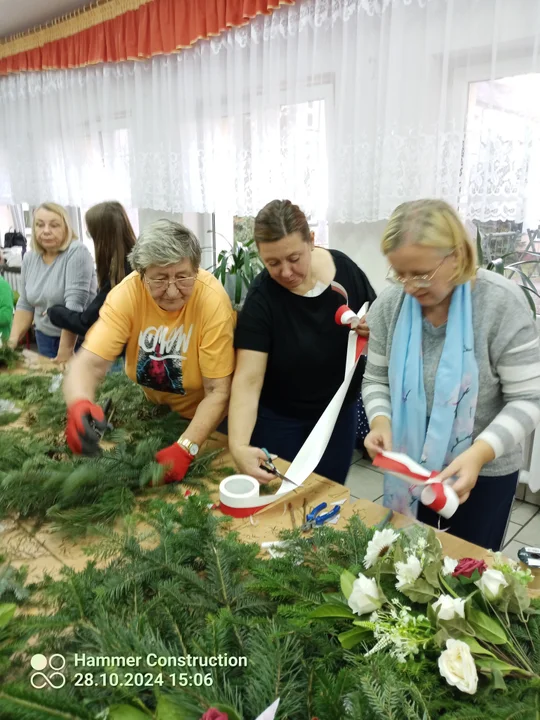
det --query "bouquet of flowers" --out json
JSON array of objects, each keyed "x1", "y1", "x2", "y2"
[{"x1": 311, "y1": 524, "x2": 538, "y2": 695}]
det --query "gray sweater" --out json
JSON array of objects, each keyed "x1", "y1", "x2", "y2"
[
  {"x1": 362, "y1": 269, "x2": 540, "y2": 476},
  {"x1": 16, "y1": 241, "x2": 97, "y2": 337}
]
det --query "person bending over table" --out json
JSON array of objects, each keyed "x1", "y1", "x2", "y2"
[
  {"x1": 48, "y1": 201, "x2": 134, "y2": 337},
  {"x1": 8, "y1": 202, "x2": 96, "y2": 363},
  {"x1": 228, "y1": 199, "x2": 376, "y2": 486},
  {"x1": 63, "y1": 219, "x2": 235, "y2": 482},
  {"x1": 362, "y1": 199, "x2": 540, "y2": 551}
]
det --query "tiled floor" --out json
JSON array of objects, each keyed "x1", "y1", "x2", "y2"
[{"x1": 345, "y1": 455, "x2": 540, "y2": 561}]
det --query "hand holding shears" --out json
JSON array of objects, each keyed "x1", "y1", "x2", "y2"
[{"x1": 261, "y1": 448, "x2": 300, "y2": 486}]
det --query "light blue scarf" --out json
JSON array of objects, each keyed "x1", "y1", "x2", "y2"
[{"x1": 384, "y1": 283, "x2": 479, "y2": 517}]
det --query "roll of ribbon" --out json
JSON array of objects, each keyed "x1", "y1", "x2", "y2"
[
  {"x1": 420, "y1": 483, "x2": 459, "y2": 520},
  {"x1": 219, "y1": 475, "x2": 278, "y2": 518},
  {"x1": 374, "y1": 450, "x2": 459, "y2": 519},
  {"x1": 219, "y1": 300, "x2": 370, "y2": 518}
]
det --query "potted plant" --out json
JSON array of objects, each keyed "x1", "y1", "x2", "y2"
[
  {"x1": 209, "y1": 217, "x2": 263, "y2": 310},
  {"x1": 476, "y1": 228, "x2": 540, "y2": 317}
]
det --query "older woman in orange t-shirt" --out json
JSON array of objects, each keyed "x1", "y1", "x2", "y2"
[{"x1": 63, "y1": 219, "x2": 235, "y2": 482}]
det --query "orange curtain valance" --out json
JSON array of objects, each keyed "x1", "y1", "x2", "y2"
[{"x1": 0, "y1": 0, "x2": 294, "y2": 76}]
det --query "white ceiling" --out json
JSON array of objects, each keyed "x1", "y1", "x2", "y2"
[{"x1": 0, "y1": 0, "x2": 90, "y2": 40}]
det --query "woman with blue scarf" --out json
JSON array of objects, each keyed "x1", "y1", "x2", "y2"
[{"x1": 362, "y1": 200, "x2": 540, "y2": 550}]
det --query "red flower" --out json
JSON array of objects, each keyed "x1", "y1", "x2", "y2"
[
  {"x1": 201, "y1": 710, "x2": 229, "y2": 720},
  {"x1": 452, "y1": 558, "x2": 488, "y2": 579}
]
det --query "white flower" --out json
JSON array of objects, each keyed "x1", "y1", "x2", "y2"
[
  {"x1": 364, "y1": 529, "x2": 399, "y2": 569},
  {"x1": 442, "y1": 557, "x2": 459, "y2": 576},
  {"x1": 438, "y1": 639, "x2": 478, "y2": 694},
  {"x1": 475, "y1": 569, "x2": 508, "y2": 601},
  {"x1": 348, "y1": 574, "x2": 383, "y2": 616},
  {"x1": 395, "y1": 555, "x2": 422, "y2": 589},
  {"x1": 432, "y1": 595, "x2": 466, "y2": 621}
]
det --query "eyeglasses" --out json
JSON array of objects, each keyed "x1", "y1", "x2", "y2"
[
  {"x1": 386, "y1": 255, "x2": 450, "y2": 289},
  {"x1": 144, "y1": 275, "x2": 197, "y2": 292}
]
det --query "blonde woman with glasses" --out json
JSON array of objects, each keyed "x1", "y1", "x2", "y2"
[
  {"x1": 362, "y1": 199, "x2": 540, "y2": 550},
  {"x1": 63, "y1": 219, "x2": 235, "y2": 483}
]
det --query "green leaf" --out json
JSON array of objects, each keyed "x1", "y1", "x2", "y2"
[
  {"x1": 0, "y1": 603, "x2": 16, "y2": 628},
  {"x1": 309, "y1": 603, "x2": 356, "y2": 619},
  {"x1": 234, "y1": 271, "x2": 243, "y2": 306},
  {"x1": 108, "y1": 705, "x2": 151, "y2": 720},
  {"x1": 461, "y1": 636, "x2": 496, "y2": 657},
  {"x1": 467, "y1": 608, "x2": 507, "y2": 645},
  {"x1": 340, "y1": 569, "x2": 356, "y2": 600},
  {"x1": 338, "y1": 627, "x2": 371, "y2": 650},
  {"x1": 492, "y1": 668, "x2": 507, "y2": 691},
  {"x1": 489, "y1": 258, "x2": 506, "y2": 275},
  {"x1": 476, "y1": 657, "x2": 526, "y2": 678},
  {"x1": 156, "y1": 696, "x2": 187, "y2": 720},
  {"x1": 476, "y1": 227, "x2": 483, "y2": 266},
  {"x1": 423, "y1": 560, "x2": 441, "y2": 587},
  {"x1": 399, "y1": 578, "x2": 438, "y2": 604}
]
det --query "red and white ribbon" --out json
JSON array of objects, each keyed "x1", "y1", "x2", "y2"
[
  {"x1": 219, "y1": 301, "x2": 370, "y2": 516},
  {"x1": 374, "y1": 451, "x2": 459, "y2": 519}
]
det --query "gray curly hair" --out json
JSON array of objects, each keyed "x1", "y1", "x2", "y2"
[{"x1": 128, "y1": 219, "x2": 201, "y2": 273}]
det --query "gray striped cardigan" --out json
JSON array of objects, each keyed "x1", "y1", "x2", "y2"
[{"x1": 362, "y1": 268, "x2": 540, "y2": 477}]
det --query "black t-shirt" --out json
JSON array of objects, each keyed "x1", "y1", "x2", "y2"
[{"x1": 234, "y1": 249, "x2": 377, "y2": 419}]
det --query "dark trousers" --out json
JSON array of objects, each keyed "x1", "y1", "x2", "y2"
[
  {"x1": 35, "y1": 329, "x2": 83, "y2": 359},
  {"x1": 417, "y1": 471, "x2": 519, "y2": 551},
  {"x1": 35, "y1": 330, "x2": 60, "y2": 358},
  {"x1": 249, "y1": 403, "x2": 357, "y2": 485}
]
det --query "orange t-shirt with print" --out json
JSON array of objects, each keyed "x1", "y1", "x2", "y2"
[{"x1": 83, "y1": 269, "x2": 235, "y2": 419}]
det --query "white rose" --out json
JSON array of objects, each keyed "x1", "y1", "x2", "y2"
[
  {"x1": 432, "y1": 594, "x2": 466, "y2": 621},
  {"x1": 475, "y1": 569, "x2": 508, "y2": 601},
  {"x1": 395, "y1": 555, "x2": 422, "y2": 589},
  {"x1": 347, "y1": 574, "x2": 383, "y2": 616},
  {"x1": 438, "y1": 639, "x2": 478, "y2": 694},
  {"x1": 442, "y1": 557, "x2": 458, "y2": 576}
]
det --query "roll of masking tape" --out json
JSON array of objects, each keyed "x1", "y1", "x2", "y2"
[
  {"x1": 420, "y1": 483, "x2": 459, "y2": 519},
  {"x1": 219, "y1": 474, "x2": 280, "y2": 518}
]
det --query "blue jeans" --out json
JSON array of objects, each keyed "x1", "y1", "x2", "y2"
[
  {"x1": 35, "y1": 329, "x2": 83, "y2": 359},
  {"x1": 35, "y1": 330, "x2": 60, "y2": 359},
  {"x1": 249, "y1": 403, "x2": 357, "y2": 485}
]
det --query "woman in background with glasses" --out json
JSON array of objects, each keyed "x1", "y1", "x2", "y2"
[
  {"x1": 362, "y1": 199, "x2": 540, "y2": 550},
  {"x1": 62, "y1": 219, "x2": 235, "y2": 483},
  {"x1": 47, "y1": 201, "x2": 135, "y2": 337}
]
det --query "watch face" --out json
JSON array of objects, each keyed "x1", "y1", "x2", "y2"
[{"x1": 190, "y1": 443, "x2": 199, "y2": 455}]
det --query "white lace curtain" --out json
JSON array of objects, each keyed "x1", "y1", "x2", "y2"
[{"x1": 1, "y1": 0, "x2": 540, "y2": 223}]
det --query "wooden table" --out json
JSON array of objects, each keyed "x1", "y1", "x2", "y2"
[{"x1": 1, "y1": 351, "x2": 539, "y2": 596}]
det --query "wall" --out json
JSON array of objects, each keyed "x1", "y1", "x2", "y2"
[{"x1": 329, "y1": 221, "x2": 388, "y2": 294}]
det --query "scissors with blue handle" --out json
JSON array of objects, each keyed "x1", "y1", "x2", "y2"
[
  {"x1": 261, "y1": 448, "x2": 300, "y2": 486},
  {"x1": 301, "y1": 502, "x2": 340, "y2": 531}
]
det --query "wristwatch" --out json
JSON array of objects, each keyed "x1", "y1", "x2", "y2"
[{"x1": 178, "y1": 437, "x2": 199, "y2": 457}]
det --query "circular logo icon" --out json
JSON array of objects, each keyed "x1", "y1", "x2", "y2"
[{"x1": 30, "y1": 654, "x2": 66, "y2": 690}]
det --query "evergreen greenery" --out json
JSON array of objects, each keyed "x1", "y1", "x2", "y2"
[
  {"x1": 0, "y1": 502, "x2": 539, "y2": 720},
  {"x1": 0, "y1": 369, "x2": 224, "y2": 534}
]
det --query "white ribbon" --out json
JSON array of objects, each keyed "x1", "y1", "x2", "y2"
[{"x1": 220, "y1": 303, "x2": 369, "y2": 514}]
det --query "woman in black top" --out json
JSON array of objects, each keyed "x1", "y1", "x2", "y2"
[
  {"x1": 229, "y1": 199, "x2": 376, "y2": 485},
  {"x1": 48, "y1": 201, "x2": 135, "y2": 336}
]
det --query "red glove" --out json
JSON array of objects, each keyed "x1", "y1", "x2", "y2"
[
  {"x1": 66, "y1": 399, "x2": 107, "y2": 456},
  {"x1": 155, "y1": 442, "x2": 193, "y2": 484}
]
